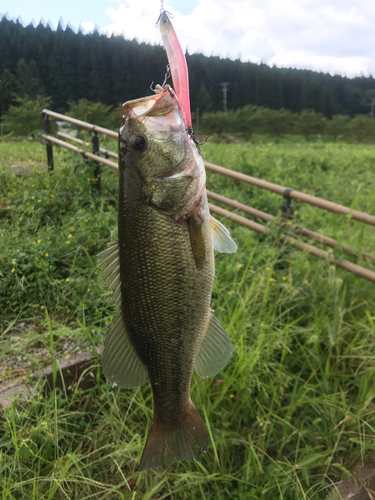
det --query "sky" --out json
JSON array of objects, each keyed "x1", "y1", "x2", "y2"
[{"x1": 2, "y1": 0, "x2": 375, "y2": 78}]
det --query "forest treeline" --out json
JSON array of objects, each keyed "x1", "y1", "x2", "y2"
[
  {"x1": 1, "y1": 15, "x2": 375, "y2": 119},
  {"x1": 200, "y1": 106, "x2": 375, "y2": 142},
  {"x1": 3, "y1": 96, "x2": 375, "y2": 143}
]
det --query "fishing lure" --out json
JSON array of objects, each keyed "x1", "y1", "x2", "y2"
[{"x1": 158, "y1": 9, "x2": 192, "y2": 129}]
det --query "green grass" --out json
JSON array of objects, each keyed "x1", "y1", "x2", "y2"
[{"x1": 0, "y1": 137, "x2": 375, "y2": 499}]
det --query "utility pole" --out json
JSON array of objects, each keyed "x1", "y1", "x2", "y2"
[
  {"x1": 221, "y1": 82, "x2": 230, "y2": 112},
  {"x1": 371, "y1": 98, "x2": 375, "y2": 119}
]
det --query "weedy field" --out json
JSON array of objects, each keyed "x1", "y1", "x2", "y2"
[{"x1": 0, "y1": 138, "x2": 375, "y2": 500}]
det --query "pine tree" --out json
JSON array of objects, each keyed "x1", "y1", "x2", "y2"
[
  {"x1": 0, "y1": 69, "x2": 20, "y2": 112},
  {"x1": 0, "y1": 15, "x2": 375, "y2": 119}
]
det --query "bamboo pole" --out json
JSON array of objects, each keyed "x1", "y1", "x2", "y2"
[
  {"x1": 57, "y1": 131, "x2": 118, "y2": 159},
  {"x1": 207, "y1": 190, "x2": 375, "y2": 264},
  {"x1": 208, "y1": 203, "x2": 375, "y2": 283},
  {"x1": 204, "y1": 161, "x2": 375, "y2": 227},
  {"x1": 207, "y1": 190, "x2": 275, "y2": 222},
  {"x1": 42, "y1": 109, "x2": 119, "y2": 139},
  {"x1": 40, "y1": 134, "x2": 118, "y2": 170}
]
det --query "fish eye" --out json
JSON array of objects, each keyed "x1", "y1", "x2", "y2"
[{"x1": 131, "y1": 135, "x2": 147, "y2": 152}]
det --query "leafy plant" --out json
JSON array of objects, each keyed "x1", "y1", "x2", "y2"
[
  {"x1": 201, "y1": 105, "x2": 375, "y2": 143},
  {"x1": 67, "y1": 99, "x2": 121, "y2": 131},
  {"x1": 2, "y1": 96, "x2": 52, "y2": 136},
  {"x1": 0, "y1": 138, "x2": 374, "y2": 499}
]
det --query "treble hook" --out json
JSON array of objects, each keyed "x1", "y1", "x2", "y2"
[
  {"x1": 149, "y1": 64, "x2": 170, "y2": 94},
  {"x1": 187, "y1": 127, "x2": 207, "y2": 155}
]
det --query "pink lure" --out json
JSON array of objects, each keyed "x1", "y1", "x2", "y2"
[{"x1": 159, "y1": 11, "x2": 192, "y2": 129}]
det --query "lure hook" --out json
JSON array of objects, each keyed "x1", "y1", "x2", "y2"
[
  {"x1": 156, "y1": 8, "x2": 173, "y2": 26},
  {"x1": 149, "y1": 64, "x2": 170, "y2": 94},
  {"x1": 162, "y1": 64, "x2": 171, "y2": 87},
  {"x1": 187, "y1": 127, "x2": 207, "y2": 155}
]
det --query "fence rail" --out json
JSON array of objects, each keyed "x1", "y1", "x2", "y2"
[
  {"x1": 204, "y1": 161, "x2": 375, "y2": 227},
  {"x1": 42, "y1": 109, "x2": 118, "y2": 138},
  {"x1": 57, "y1": 131, "x2": 118, "y2": 159},
  {"x1": 42, "y1": 108, "x2": 375, "y2": 226},
  {"x1": 209, "y1": 204, "x2": 375, "y2": 283},
  {"x1": 39, "y1": 109, "x2": 375, "y2": 283},
  {"x1": 40, "y1": 134, "x2": 118, "y2": 169},
  {"x1": 206, "y1": 190, "x2": 375, "y2": 265}
]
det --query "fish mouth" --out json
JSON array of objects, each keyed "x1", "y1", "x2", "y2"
[
  {"x1": 123, "y1": 86, "x2": 176, "y2": 119},
  {"x1": 122, "y1": 86, "x2": 184, "y2": 141}
]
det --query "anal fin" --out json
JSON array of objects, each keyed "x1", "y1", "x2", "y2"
[
  {"x1": 194, "y1": 311, "x2": 233, "y2": 378},
  {"x1": 103, "y1": 312, "x2": 148, "y2": 389}
]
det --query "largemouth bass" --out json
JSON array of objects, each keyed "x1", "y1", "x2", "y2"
[{"x1": 98, "y1": 85, "x2": 236, "y2": 471}]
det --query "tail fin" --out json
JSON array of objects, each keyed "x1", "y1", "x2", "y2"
[{"x1": 138, "y1": 400, "x2": 209, "y2": 471}]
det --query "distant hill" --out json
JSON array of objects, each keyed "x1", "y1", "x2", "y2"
[{"x1": 1, "y1": 15, "x2": 374, "y2": 117}]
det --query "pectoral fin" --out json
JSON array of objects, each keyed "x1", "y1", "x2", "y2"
[
  {"x1": 210, "y1": 216, "x2": 237, "y2": 253},
  {"x1": 103, "y1": 313, "x2": 148, "y2": 388},
  {"x1": 189, "y1": 214, "x2": 206, "y2": 270},
  {"x1": 194, "y1": 311, "x2": 233, "y2": 378}
]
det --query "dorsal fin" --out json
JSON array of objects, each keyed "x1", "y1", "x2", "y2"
[
  {"x1": 97, "y1": 241, "x2": 148, "y2": 388},
  {"x1": 97, "y1": 240, "x2": 121, "y2": 306},
  {"x1": 102, "y1": 313, "x2": 148, "y2": 388}
]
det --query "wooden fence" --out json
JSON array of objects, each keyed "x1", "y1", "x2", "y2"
[{"x1": 40, "y1": 109, "x2": 375, "y2": 283}]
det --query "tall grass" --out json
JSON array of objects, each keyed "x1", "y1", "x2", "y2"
[{"x1": 0, "y1": 138, "x2": 374, "y2": 499}]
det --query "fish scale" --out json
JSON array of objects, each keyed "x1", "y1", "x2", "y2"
[{"x1": 119, "y1": 193, "x2": 215, "y2": 421}]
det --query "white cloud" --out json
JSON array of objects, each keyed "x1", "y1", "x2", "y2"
[
  {"x1": 104, "y1": 0, "x2": 375, "y2": 77},
  {"x1": 80, "y1": 22, "x2": 95, "y2": 33},
  {"x1": 105, "y1": 0, "x2": 160, "y2": 43}
]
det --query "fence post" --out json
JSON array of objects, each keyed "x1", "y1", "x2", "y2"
[
  {"x1": 42, "y1": 111, "x2": 54, "y2": 172},
  {"x1": 91, "y1": 130, "x2": 102, "y2": 195},
  {"x1": 281, "y1": 187, "x2": 294, "y2": 220}
]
